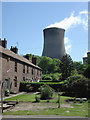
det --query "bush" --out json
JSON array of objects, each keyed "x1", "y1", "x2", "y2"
[
  {"x1": 35, "y1": 96, "x2": 40, "y2": 102},
  {"x1": 26, "y1": 84, "x2": 33, "y2": 92},
  {"x1": 63, "y1": 74, "x2": 89, "y2": 97},
  {"x1": 46, "y1": 100, "x2": 50, "y2": 103},
  {"x1": 40, "y1": 85, "x2": 54, "y2": 100},
  {"x1": 79, "y1": 99, "x2": 84, "y2": 103},
  {"x1": 88, "y1": 100, "x2": 90, "y2": 103},
  {"x1": 5, "y1": 89, "x2": 10, "y2": 96}
]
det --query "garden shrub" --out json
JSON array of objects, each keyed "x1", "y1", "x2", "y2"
[
  {"x1": 5, "y1": 89, "x2": 10, "y2": 96},
  {"x1": 88, "y1": 100, "x2": 90, "y2": 103},
  {"x1": 63, "y1": 74, "x2": 89, "y2": 97},
  {"x1": 46, "y1": 100, "x2": 50, "y2": 102},
  {"x1": 40, "y1": 85, "x2": 54, "y2": 100},
  {"x1": 35, "y1": 96, "x2": 40, "y2": 102},
  {"x1": 26, "y1": 84, "x2": 33, "y2": 92},
  {"x1": 79, "y1": 99, "x2": 84, "y2": 103}
]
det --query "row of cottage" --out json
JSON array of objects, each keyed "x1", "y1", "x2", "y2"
[{"x1": 0, "y1": 38, "x2": 42, "y2": 96}]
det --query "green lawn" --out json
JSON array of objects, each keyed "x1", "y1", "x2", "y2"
[
  {"x1": 3, "y1": 93, "x2": 89, "y2": 117},
  {"x1": 4, "y1": 94, "x2": 36, "y2": 102},
  {"x1": 3, "y1": 104, "x2": 88, "y2": 117},
  {"x1": 4, "y1": 93, "x2": 72, "y2": 103}
]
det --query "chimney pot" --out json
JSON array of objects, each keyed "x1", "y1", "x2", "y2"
[
  {"x1": 10, "y1": 46, "x2": 18, "y2": 54},
  {"x1": 24, "y1": 55, "x2": 30, "y2": 60},
  {"x1": 32, "y1": 57, "x2": 37, "y2": 65},
  {"x1": 0, "y1": 38, "x2": 7, "y2": 48}
]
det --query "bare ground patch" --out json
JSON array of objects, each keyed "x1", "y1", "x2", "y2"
[{"x1": 4, "y1": 102, "x2": 73, "y2": 112}]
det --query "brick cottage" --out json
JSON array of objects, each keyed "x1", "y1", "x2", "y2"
[{"x1": 0, "y1": 38, "x2": 42, "y2": 96}]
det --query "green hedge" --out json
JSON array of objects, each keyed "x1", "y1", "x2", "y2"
[
  {"x1": 19, "y1": 81, "x2": 64, "y2": 92},
  {"x1": 40, "y1": 80, "x2": 61, "y2": 82}
]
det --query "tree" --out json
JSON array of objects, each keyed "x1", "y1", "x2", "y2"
[
  {"x1": 83, "y1": 65, "x2": 90, "y2": 78},
  {"x1": 38, "y1": 56, "x2": 53, "y2": 74},
  {"x1": 73, "y1": 61, "x2": 86, "y2": 75},
  {"x1": 53, "y1": 58, "x2": 61, "y2": 72},
  {"x1": 60, "y1": 54, "x2": 73, "y2": 80},
  {"x1": 83, "y1": 53, "x2": 90, "y2": 78},
  {"x1": 38, "y1": 56, "x2": 61, "y2": 74}
]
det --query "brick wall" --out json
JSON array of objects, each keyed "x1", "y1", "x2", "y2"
[{"x1": 1, "y1": 53, "x2": 42, "y2": 96}]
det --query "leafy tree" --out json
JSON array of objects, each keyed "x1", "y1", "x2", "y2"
[
  {"x1": 42, "y1": 74, "x2": 52, "y2": 80},
  {"x1": 73, "y1": 61, "x2": 86, "y2": 75},
  {"x1": 60, "y1": 54, "x2": 73, "y2": 80},
  {"x1": 83, "y1": 65, "x2": 90, "y2": 78},
  {"x1": 53, "y1": 58, "x2": 61, "y2": 72},
  {"x1": 24, "y1": 54, "x2": 61, "y2": 74},
  {"x1": 38, "y1": 56, "x2": 53, "y2": 74},
  {"x1": 51, "y1": 73, "x2": 62, "y2": 81},
  {"x1": 83, "y1": 52, "x2": 90, "y2": 78}
]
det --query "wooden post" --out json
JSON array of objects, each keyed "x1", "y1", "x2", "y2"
[
  {"x1": 58, "y1": 93, "x2": 60, "y2": 108},
  {"x1": 1, "y1": 81, "x2": 3, "y2": 113}
]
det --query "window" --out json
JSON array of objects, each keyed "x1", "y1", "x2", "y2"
[
  {"x1": 32, "y1": 68, "x2": 34, "y2": 75},
  {"x1": 37, "y1": 70, "x2": 38, "y2": 75},
  {"x1": 23, "y1": 65, "x2": 25, "y2": 73},
  {"x1": 14, "y1": 76, "x2": 17, "y2": 87},
  {"x1": 15, "y1": 62, "x2": 17, "y2": 72},
  {"x1": 40, "y1": 71, "x2": 42, "y2": 76},
  {"x1": 23, "y1": 77, "x2": 25, "y2": 81},
  {"x1": 27, "y1": 66, "x2": 29, "y2": 73}
]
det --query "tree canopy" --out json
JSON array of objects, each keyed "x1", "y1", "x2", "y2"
[{"x1": 60, "y1": 54, "x2": 73, "y2": 80}]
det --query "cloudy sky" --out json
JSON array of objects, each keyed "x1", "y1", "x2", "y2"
[{"x1": 2, "y1": 2, "x2": 88, "y2": 62}]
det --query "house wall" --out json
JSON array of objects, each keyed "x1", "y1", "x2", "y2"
[{"x1": 1, "y1": 53, "x2": 42, "y2": 96}]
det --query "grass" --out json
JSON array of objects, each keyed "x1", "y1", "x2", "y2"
[
  {"x1": 4, "y1": 94, "x2": 35, "y2": 102},
  {"x1": 3, "y1": 106, "x2": 88, "y2": 117},
  {"x1": 3, "y1": 93, "x2": 89, "y2": 117},
  {"x1": 4, "y1": 93, "x2": 72, "y2": 103}
]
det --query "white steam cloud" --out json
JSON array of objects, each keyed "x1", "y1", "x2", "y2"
[
  {"x1": 46, "y1": 10, "x2": 88, "y2": 53},
  {"x1": 46, "y1": 10, "x2": 88, "y2": 31},
  {"x1": 64, "y1": 37, "x2": 72, "y2": 53}
]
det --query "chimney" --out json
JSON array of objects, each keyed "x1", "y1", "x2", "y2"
[
  {"x1": 10, "y1": 46, "x2": 18, "y2": 54},
  {"x1": 0, "y1": 38, "x2": 7, "y2": 48},
  {"x1": 32, "y1": 56, "x2": 37, "y2": 65},
  {"x1": 24, "y1": 55, "x2": 30, "y2": 60}
]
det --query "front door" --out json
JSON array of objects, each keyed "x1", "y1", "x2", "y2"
[{"x1": 6, "y1": 78, "x2": 10, "y2": 90}]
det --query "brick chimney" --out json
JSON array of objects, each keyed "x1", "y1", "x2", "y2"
[
  {"x1": 24, "y1": 55, "x2": 30, "y2": 60},
  {"x1": 0, "y1": 38, "x2": 7, "y2": 48},
  {"x1": 10, "y1": 46, "x2": 18, "y2": 54},
  {"x1": 32, "y1": 56, "x2": 37, "y2": 65}
]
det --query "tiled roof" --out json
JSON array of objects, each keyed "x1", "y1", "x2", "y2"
[{"x1": 0, "y1": 45, "x2": 42, "y2": 70}]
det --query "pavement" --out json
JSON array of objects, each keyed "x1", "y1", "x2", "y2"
[
  {"x1": 1, "y1": 115, "x2": 89, "y2": 120},
  {"x1": 3, "y1": 92, "x2": 26, "y2": 100}
]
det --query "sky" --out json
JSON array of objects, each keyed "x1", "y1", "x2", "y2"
[{"x1": 2, "y1": 2, "x2": 88, "y2": 62}]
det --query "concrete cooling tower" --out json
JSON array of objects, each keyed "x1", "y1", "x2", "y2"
[{"x1": 42, "y1": 27, "x2": 66, "y2": 60}]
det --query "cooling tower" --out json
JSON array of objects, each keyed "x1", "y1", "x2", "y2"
[{"x1": 42, "y1": 27, "x2": 66, "y2": 59}]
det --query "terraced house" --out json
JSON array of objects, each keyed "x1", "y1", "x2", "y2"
[{"x1": 0, "y1": 38, "x2": 42, "y2": 96}]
